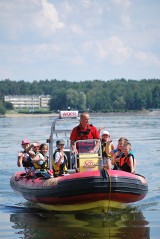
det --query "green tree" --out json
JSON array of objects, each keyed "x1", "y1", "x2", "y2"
[
  {"x1": 78, "y1": 91, "x2": 86, "y2": 111},
  {"x1": 66, "y1": 89, "x2": 86, "y2": 110},
  {"x1": 49, "y1": 89, "x2": 67, "y2": 111},
  {"x1": 4, "y1": 101, "x2": 13, "y2": 110},
  {"x1": 152, "y1": 86, "x2": 160, "y2": 108},
  {"x1": 66, "y1": 89, "x2": 79, "y2": 109},
  {"x1": 1, "y1": 78, "x2": 160, "y2": 113},
  {"x1": 0, "y1": 101, "x2": 6, "y2": 115}
]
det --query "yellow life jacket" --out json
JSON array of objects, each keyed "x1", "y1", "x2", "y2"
[
  {"x1": 101, "y1": 141, "x2": 112, "y2": 158},
  {"x1": 52, "y1": 149, "x2": 68, "y2": 176},
  {"x1": 32, "y1": 153, "x2": 48, "y2": 171}
]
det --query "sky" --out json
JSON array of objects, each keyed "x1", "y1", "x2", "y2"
[{"x1": 0, "y1": 0, "x2": 160, "y2": 82}]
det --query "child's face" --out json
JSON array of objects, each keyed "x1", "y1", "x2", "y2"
[
  {"x1": 117, "y1": 140, "x2": 129, "y2": 151},
  {"x1": 41, "y1": 145, "x2": 48, "y2": 155},
  {"x1": 117, "y1": 142, "x2": 124, "y2": 151},
  {"x1": 21, "y1": 143, "x2": 29, "y2": 150},
  {"x1": 58, "y1": 144, "x2": 64, "y2": 150},
  {"x1": 33, "y1": 145, "x2": 40, "y2": 152},
  {"x1": 102, "y1": 134, "x2": 110, "y2": 141},
  {"x1": 123, "y1": 145, "x2": 130, "y2": 154}
]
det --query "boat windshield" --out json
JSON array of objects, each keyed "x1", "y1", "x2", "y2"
[{"x1": 75, "y1": 139, "x2": 101, "y2": 154}]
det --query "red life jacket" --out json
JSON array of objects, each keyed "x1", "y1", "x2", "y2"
[
  {"x1": 119, "y1": 153, "x2": 134, "y2": 173},
  {"x1": 76, "y1": 124, "x2": 93, "y2": 140}
]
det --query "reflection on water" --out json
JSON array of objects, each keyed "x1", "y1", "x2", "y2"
[{"x1": 9, "y1": 207, "x2": 150, "y2": 239}]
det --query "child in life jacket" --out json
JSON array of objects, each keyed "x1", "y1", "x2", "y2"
[
  {"x1": 111, "y1": 137, "x2": 128, "y2": 170},
  {"x1": 31, "y1": 143, "x2": 52, "y2": 178},
  {"x1": 119, "y1": 142, "x2": 136, "y2": 174},
  {"x1": 26, "y1": 142, "x2": 40, "y2": 159},
  {"x1": 52, "y1": 139, "x2": 68, "y2": 177},
  {"x1": 101, "y1": 130, "x2": 114, "y2": 170},
  {"x1": 17, "y1": 139, "x2": 34, "y2": 173}
]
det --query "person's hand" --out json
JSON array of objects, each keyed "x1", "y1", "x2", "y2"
[
  {"x1": 18, "y1": 151, "x2": 23, "y2": 157},
  {"x1": 115, "y1": 157, "x2": 120, "y2": 162},
  {"x1": 89, "y1": 149, "x2": 94, "y2": 153},
  {"x1": 60, "y1": 152, "x2": 64, "y2": 157},
  {"x1": 106, "y1": 141, "x2": 111, "y2": 145},
  {"x1": 115, "y1": 150, "x2": 121, "y2": 157},
  {"x1": 89, "y1": 148, "x2": 97, "y2": 153},
  {"x1": 99, "y1": 126, "x2": 105, "y2": 132},
  {"x1": 71, "y1": 149, "x2": 78, "y2": 155}
]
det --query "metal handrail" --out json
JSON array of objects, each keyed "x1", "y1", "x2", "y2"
[{"x1": 47, "y1": 111, "x2": 79, "y2": 170}]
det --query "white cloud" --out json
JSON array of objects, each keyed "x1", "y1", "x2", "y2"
[
  {"x1": 111, "y1": 0, "x2": 132, "y2": 9},
  {"x1": 81, "y1": 0, "x2": 93, "y2": 9},
  {"x1": 0, "y1": 42, "x2": 62, "y2": 65},
  {"x1": 0, "y1": 0, "x2": 64, "y2": 39},
  {"x1": 121, "y1": 15, "x2": 132, "y2": 28},
  {"x1": 135, "y1": 51, "x2": 160, "y2": 67},
  {"x1": 72, "y1": 56, "x2": 86, "y2": 66},
  {"x1": 0, "y1": 0, "x2": 160, "y2": 81},
  {"x1": 82, "y1": 37, "x2": 133, "y2": 64},
  {"x1": 34, "y1": 0, "x2": 64, "y2": 36},
  {"x1": 70, "y1": 24, "x2": 84, "y2": 35},
  {"x1": 107, "y1": 37, "x2": 133, "y2": 64},
  {"x1": 61, "y1": 1, "x2": 73, "y2": 14}
]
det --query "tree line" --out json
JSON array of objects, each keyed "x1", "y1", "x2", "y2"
[{"x1": 0, "y1": 78, "x2": 160, "y2": 114}]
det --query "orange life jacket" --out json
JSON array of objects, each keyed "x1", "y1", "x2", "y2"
[{"x1": 119, "y1": 153, "x2": 134, "y2": 173}]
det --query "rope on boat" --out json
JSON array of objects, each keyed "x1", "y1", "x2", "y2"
[{"x1": 101, "y1": 168, "x2": 112, "y2": 215}]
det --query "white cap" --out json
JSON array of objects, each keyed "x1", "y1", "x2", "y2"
[{"x1": 102, "y1": 130, "x2": 110, "y2": 135}]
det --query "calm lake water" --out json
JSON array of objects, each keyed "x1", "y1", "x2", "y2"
[{"x1": 0, "y1": 111, "x2": 160, "y2": 239}]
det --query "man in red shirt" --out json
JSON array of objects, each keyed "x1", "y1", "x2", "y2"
[{"x1": 70, "y1": 112, "x2": 100, "y2": 154}]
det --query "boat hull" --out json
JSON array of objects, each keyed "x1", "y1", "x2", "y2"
[{"x1": 10, "y1": 169, "x2": 148, "y2": 211}]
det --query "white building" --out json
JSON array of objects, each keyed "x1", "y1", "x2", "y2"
[
  {"x1": 40, "y1": 95, "x2": 52, "y2": 108},
  {"x1": 4, "y1": 95, "x2": 51, "y2": 109}
]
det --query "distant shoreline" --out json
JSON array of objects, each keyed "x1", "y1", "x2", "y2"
[
  {"x1": 4, "y1": 113, "x2": 59, "y2": 118},
  {"x1": 2, "y1": 109, "x2": 160, "y2": 118}
]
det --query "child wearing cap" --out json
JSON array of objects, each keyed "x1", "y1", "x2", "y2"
[
  {"x1": 52, "y1": 139, "x2": 68, "y2": 176},
  {"x1": 17, "y1": 138, "x2": 31, "y2": 167},
  {"x1": 101, "y1": 130, "x2": 114, "y2": 170}
]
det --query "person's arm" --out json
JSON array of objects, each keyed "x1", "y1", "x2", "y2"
[
  {"x1": 111, "y1": 150, "x2": 121, "y2": 165},
  {"x1": 111, "y1": 153, "x2": 117, "y2": 165},
  {"x1": 32, "y1": 154, "x2": 41, "y2": 163},
  {"x1": 26, "y1": 143, "x2": 39, "y2": 157},
  {"x1": 111, "y1": 143, "x2": 114, "y2": 151},
  {"x1": 17, "y1": 152, "x2": 23, "y2": 167},
  {"x1": 91, "y1": 126, "x2": 100, "y2": 152},
  {"x1": 70, "y1": 140, "x2": 78, "y2": 154},
  {"x1": 92, "y1": 141, "x2": 100, "y2": 152},
  {"x1": 105, "y1": 141, "x2": 114, "y2": 155},
  {"x1": 25, "y1": 143, "x2": 34, "y2": 153},
  {"x1": 98, "y1": 126, "x2": 105, "y2": 133},
  {"x1": 129, "y1": 156, "x2": 135, "y2": 173},
  {"x1": 55, "y1": 151, "x2": 64, "y2": 167},
  {"x1": 70, "y1": 127, "x2": 78, "y2": 154}
]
